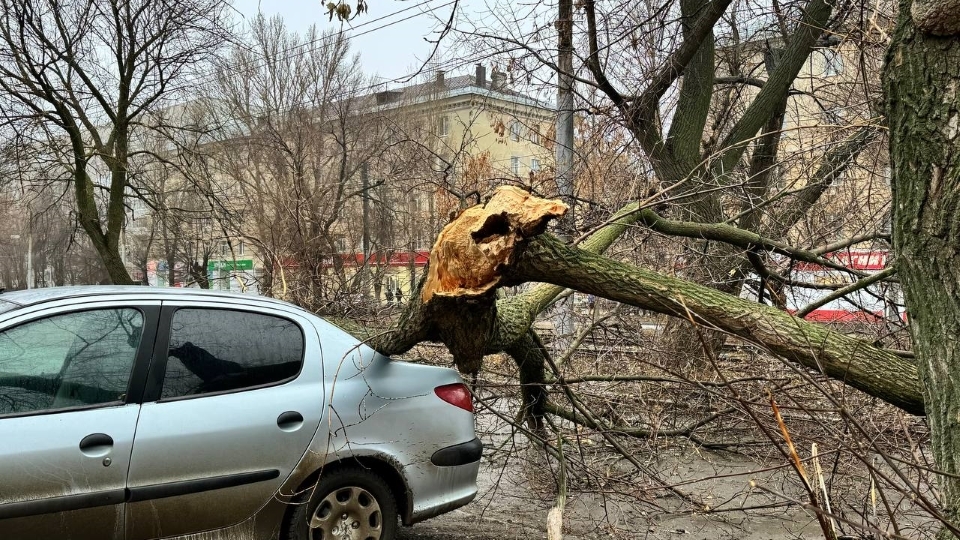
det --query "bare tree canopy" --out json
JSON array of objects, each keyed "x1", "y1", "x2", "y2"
[{"x1": 0, "y1": 0, "x2": 231, "y2": 283}]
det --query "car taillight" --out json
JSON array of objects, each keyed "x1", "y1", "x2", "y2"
[{"x1": 434, "y1": 383, "x2": 474, "y2": 412}]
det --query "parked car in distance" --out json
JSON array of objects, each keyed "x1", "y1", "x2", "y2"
[{"x1": 0, "y1": 286, "x2": 481, "y2": 540}]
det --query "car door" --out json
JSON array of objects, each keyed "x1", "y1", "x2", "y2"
[
  {"x1": 0, "y1": 303, "x2": 158, "y2": 540},
  {"x1": 125, "y1": 301, "x2": 324, "y2": 540}
]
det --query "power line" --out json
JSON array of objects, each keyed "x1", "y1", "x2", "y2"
[{"x1": 203, "y1": 0, "x2": 453, "y2": 87}]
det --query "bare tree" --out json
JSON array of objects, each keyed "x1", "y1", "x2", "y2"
[
  {"x1": 206, "y1": 15, "x2": 452, "y2": 310},
  {"x1": 0, "y1": 137, "x2": 113, "y2": 287},
  {"x1": 0, "y1": 0, "x2": 231, "y2": 284}
]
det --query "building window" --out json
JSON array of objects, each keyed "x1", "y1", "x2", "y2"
[
  {"x1": 510, "y1": 122, "x2": 521, "y2": 142},
  {"x1": 510, "y1": 156, "x2": 520, "y2": 176},
  {"x1": 131, "y1": 200, "x2": 147, "y2": 221},
  {"x1": 414, "y1": 228, "x2": 428, "y2": 251},
  {"x1": 781, "y1": 110, "x2": 794, "y2": 131},
  {"x1": 437, "y1": 115, "x2": 449, "y2": 137},
  {"x1": 237, "y1": 241, "x2": 244, "y2": 256},
  {"x1": 530, "y1": 158, "x2": 541, "y2": 173},
  {"x1": 530, "y1": 128, "x2": 541, "y2": 145},
  {"x1": 821, "y1": 50, "x2": 843, "y2": 77}
]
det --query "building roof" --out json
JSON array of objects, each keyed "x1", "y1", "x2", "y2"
[{"x1": 363, "y1": 70, "x2": 554, "y2": 113}]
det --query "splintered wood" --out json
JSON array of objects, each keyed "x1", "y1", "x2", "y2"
[{"x1": 422, "y1": 186, "x2": 568, "y2": 303}]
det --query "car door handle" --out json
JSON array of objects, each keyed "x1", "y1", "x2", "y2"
[
  {"x1": 277, "y1": 411, "x2": 304, "y2": 432},
  {"x1": 79, "y1": 433, "x2": 114, "y2": 457}
]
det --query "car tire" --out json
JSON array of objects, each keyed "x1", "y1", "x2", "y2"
[{"x1": 282, "y1": 466, "x2": 399, "y2": 540}]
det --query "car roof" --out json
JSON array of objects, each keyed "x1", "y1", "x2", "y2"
[{"x1": 0, "y1": 286, "x2": 302, "y2": 312}]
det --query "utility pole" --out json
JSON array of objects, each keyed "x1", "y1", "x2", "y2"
[
  {"x1": 554, "y1": 0, "x2": 576, "y2": 348},
  {"x1": 25, "y1": 211, "x2": 34, "y2": 289},
  {"x1": 556, "y1": 0, "x2": 575, "y2": 215},
  {"x1": 408, "y1": 197, "x2": 417, "y2": 297}
]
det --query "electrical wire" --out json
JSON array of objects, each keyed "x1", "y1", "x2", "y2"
[{"x1": 202, "y1": 0, "x2": 454, "y2": 88}]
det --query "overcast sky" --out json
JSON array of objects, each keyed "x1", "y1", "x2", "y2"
[{"x1": 231, "y1": 0, "x2": 455, "y2": 83}]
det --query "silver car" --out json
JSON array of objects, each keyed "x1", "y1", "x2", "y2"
[{"x1": 0, "y1": 286, "x2": 480, "y2": 540}]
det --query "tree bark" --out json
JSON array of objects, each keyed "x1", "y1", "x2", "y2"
[
  {"x1": 885, "y1": 0, "x2": 960, "y2": 528},
  {"x1": 74, "y1": 167, "x2": 134, "y2": 285}
]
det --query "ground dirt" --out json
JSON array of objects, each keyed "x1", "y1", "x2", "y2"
[
  {"x1": 398, "y1": 439, "x2": 937, "y2": 539},
  {"x1": 398, "y1": 444, "x2": 825, "y2": 540}
]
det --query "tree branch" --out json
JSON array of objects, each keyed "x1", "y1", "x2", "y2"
[
  {"x1": 635, "y1": 0, "x2": 735, "y2": 121},
  {"x1": 638, "y1": 207, "x2": 868, "y2": 275},
  {"x1": 665, "y1": 0, "x2": 717, "y2": 171},
  {"x1": 813, "y1": 231, "x2": 890, "y2": 256},
  {"x1": 713, "y1": 0, "x2": 833, "y2": 176},
  {"x1": 795, "y1": 267, "x2": 897, "y2": 318},
  {"x1": 509, "y1": 234, "x2": 923, "y2": 415}
]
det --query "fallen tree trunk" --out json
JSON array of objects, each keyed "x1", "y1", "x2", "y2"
[
  {"x1": 508, "y1": 234, "x2": 923, "y2": 415},
  {"x1": 366, "y1": 186, "x2": 924, "y2": 416}
]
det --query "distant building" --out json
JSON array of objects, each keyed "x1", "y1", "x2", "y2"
[{"x1": 127, "y1": 65, "x2": 556, "y2": 303}]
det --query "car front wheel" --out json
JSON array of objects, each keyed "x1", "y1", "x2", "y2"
[{"x1": 283, "y1": 467, "x2": 398, "y2": 540}]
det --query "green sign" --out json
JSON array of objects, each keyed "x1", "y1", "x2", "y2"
[{"x1": 207, "y1": 259, "x2": 254, "y2": 271}]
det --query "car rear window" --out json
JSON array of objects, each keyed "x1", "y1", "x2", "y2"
[{"x1": 160, "y1": 308, "x2": 304, "y2": 399}]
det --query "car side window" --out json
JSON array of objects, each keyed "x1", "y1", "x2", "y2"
[
  {"x1": 0, "y1": 308, "x2": 143, "y2": 415},
  {"x1": 160, "y1": 308, "x2": 304, "y2": 399}
]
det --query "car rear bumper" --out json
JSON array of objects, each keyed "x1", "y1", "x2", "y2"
[
  {"x1": 431, "y1": 437, "x2": 483, "y2": 467},
  {"x1": 409, "y1": 483, "x2": 477, "y2": 524},
  {"x1": 405, "y1": 457, "x2": 481, "y2": 525}
]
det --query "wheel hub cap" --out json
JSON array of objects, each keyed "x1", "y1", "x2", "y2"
[{"x1": 309, "y1": 486, "x2": 382, "y2": 540}]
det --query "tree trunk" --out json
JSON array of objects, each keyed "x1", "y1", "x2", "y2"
[
  {"x1": 190, "y1": 263, "x2": 211, "y2": 289},
  {"x1": 74, "y1": 168, "x2": 133, "y2": 286},
  {"x1": 885, "y1": 0, "x2": 960, "y2": 529}
]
